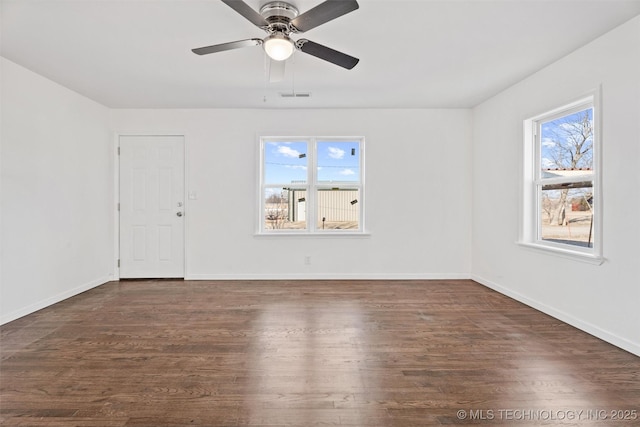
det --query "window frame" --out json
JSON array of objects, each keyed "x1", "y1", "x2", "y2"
[
  {"x1": 258, "y1": 136, "x2": 366, "y2": 235},
  {"x1": 519, "y1": 92, "x2": 603, "y2": 264}
]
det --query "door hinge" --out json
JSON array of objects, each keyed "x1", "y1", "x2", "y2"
[
  {"x1": 117, "y1": 203, "x2": 120, "y2": 211},
  {"x1": 117, "y1": 259, "x2": 120, "y2": 268},
  {"x1": 117, "y1": 146, "x2": 120, "y2": 155}
]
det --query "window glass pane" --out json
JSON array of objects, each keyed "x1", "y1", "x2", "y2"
[
  {"x1": 317, "y1": 141, "x2": 360, "y2": 183},
  {"x1": 260, "y1": 137, "x2": 364, "y2": 234},
  {"x1": 264, "y1": 188, "x2": 307, "y2": 230},
  {"x1": 316, "y1": 188, "x2": 360, "y2": 230},
  {"x1": 264, "y1": 141, "x2": 308, "y2": 185},
  {"x1": 540, "y1": 108, "x2": 593, "y2": 179},
  {"x1": 540, "y1": 187, "x2": 594, "y2": 248}
]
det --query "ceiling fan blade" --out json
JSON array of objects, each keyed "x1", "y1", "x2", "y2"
[
  {"x1": 269, "y1": 59, "x2": 286, "y2": 83},
  {"x1": 290, "y1": 0, "x2": 359, "y2": 33},
  {"x1": 220, "y1": 0, "x2": 269, "y2": 28},
  {"x1": 297, "y1": 39, "x2": 359, "y2": 70},
  {"x1": 192, "y1": 38, "x2": 262, "y2": 55}
]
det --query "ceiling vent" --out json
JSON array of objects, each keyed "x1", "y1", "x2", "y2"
[{"x1": 279, "y1": 92, "x2": 312, "y2": 98}]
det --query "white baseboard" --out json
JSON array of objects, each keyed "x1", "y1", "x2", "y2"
[
  {"x1": 184, "y1": 273, "x2": 471, "y2": 281},
  {"x1": 471, "y1": 274, "x2": 640, "y2": 357},
  {"x1": 1, "y1": 276, "x2": 111, "y2": 325}
]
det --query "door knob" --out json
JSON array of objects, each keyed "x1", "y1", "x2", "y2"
[{"x1": 176, "y1": 212, "x2": 183, "y2": 217}]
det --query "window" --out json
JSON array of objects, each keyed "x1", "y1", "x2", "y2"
[
  {"x1": 259, "y1": 137, "x2": 365, "y2": 234},
  {"x1": 521, "y1": 94, "x2": 602, "y2": 262}
]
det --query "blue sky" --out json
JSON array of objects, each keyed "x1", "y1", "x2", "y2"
[{"x1": 264, "y1": 140, "x2": 360, "y2": 185}]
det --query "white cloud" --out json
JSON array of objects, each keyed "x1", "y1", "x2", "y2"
[
  {"x1": 339, "y1": 169, "x2": 355, "y2": 176},
  {"x1": 277, "y1": 145, "x2": 301, "y2": 158},
  {"x1": 541, "y1": 138, "x2": 556, "y2": 148},
  {"x1": 286, "y1": 165, "x2": 307, "y2": 170},
  {"x1": 327, "y1": 146, "x2": 345, "y2": 159},
  {"x1": 541, "y1": 157, "x2": 555, "y2": 168},
  {"x1": 559, "y1": 120, "x2": 591, "y2": 132}
]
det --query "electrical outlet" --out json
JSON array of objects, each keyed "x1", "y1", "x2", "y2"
[{"x1": 304, "y1": 256, "x2": 311, "y2": 265}]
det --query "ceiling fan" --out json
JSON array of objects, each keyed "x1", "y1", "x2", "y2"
[{"x1": 192, "y1": 0, "x2": 360, "y2": 81}]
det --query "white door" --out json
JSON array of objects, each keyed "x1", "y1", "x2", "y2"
[{"x1": 119, "y1": 135, "x2": 185, "y2": 278}]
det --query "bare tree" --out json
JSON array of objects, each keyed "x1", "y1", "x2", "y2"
[
  {"x1": 265, "y1": 190, "x2": 288, "y2": 229},
  {"x1": 541, "y1": 192, "x2": 555, "y2": 224}
]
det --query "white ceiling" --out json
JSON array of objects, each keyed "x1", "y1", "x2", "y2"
[{"x1": 2, "y1": 0, "x2": 640, "y2": 109}]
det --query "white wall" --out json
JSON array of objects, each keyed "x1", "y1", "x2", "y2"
[
  {"x1": 1, "y1": 58, "x2": 113, "y2": 323},
  {"x1": 471, "y1": 16, "x2": 640, "y2": 356},
  {"x1": 112, "y1": 108, "x2": 472, "y2": 279}
]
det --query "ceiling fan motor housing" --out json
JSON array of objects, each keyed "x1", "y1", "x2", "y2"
[{"x1": 260, "y1": 1, "x2": 299, "y2": 33}]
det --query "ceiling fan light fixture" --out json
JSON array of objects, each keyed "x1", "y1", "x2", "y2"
[{"x1": 263, "y1": 33, "x2": 295, "y2": 61}]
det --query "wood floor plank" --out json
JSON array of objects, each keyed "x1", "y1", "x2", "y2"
[{"x1": 1, "y1": 280, "x2": 639, "y2": 426}]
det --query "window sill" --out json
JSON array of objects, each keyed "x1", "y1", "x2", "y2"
[
  {"x1": 517, "y1": 241, "x2": 604, "y2": 265},
  {"x1": 255, "y1": 231, "x2": 371, "y2": 238}
]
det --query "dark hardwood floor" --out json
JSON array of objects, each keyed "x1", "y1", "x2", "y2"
[{"x1": 1, "y1": 280, "x2": 638, "y2": 426}]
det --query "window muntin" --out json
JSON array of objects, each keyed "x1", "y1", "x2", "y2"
[
  {"x1": 522, "y1": 95, "x2": 601, "y2": 261},
  {"x1": 260, "y1": 137, "x2": 364, "y2": 234}
]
